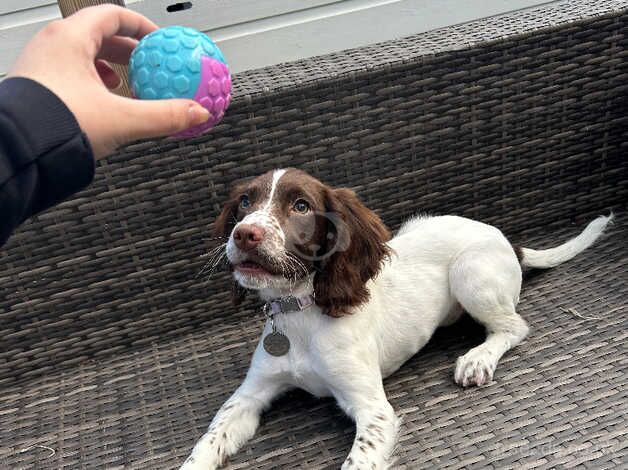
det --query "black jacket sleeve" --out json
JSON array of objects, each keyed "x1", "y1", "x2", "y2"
[{"x1": 0, "y1": 77, "x2": 94, "y2": 247}]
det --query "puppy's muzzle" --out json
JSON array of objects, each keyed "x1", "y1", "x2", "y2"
[{"x1": 233, "y1": 224, "x2": 266, "y2": 251}]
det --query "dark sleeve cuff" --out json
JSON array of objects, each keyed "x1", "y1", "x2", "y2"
[
  {"x1": 33, "y1": 131, "x2": 95, "y2": 214},
  {"x1": 0, "y1": 77, "x2": 95, "y2": 244},
  {"x1": 0, "y1": 77, "x2": 93, "y2": 162}
]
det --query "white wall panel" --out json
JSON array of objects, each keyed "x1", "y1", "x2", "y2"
[{"x1": 0, "y1": 0, "x2": 554, "y2": 79}]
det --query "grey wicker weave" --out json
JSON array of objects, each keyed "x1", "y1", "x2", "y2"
[{"x1": 1, "y1": 0, "x2": 627, "y2": 468}]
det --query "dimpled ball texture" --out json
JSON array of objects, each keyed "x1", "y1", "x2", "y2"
[{"x1": 128, "y1": 26, "x2": 231, "y2": 137}]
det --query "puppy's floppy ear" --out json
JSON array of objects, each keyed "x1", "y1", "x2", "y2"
[
  {"x1": 230, "y1": 281, "x2": 247, "y2": 306},
  {"x1": 314, "y1": 187, "x2": 391, "y2": 317},
  {"x1": 213, "y1": 186, "x2": 247, "y2": 305}
]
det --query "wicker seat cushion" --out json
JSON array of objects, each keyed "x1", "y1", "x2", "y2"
[
  {"x1": 1, "y1": 1, "x2": 626, "y2": 468},
  {"x1": 1, "y1": 220, "x2": 625, "y2": 469}
]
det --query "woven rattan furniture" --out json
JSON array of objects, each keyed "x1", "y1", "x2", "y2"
[{"x1": 1, "y1": 1, "x2": 626, "y2": 468}]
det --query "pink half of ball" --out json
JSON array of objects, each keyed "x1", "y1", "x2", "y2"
[{"x1": 175, "y1": 56, "x2": 232, "y2": 138}]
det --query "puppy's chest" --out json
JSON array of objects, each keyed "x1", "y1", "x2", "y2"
[{"x1": 271, "y1": 331, "x2": 332, "y2": 398}]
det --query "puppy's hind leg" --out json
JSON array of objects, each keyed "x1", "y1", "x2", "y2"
[{"x1": 450, "y1": 242, "x2": 529, "y2": 387}]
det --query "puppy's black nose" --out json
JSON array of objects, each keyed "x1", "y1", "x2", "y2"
[{"x1": 233, "y1": 224, "x2": 265, "y2": 251}]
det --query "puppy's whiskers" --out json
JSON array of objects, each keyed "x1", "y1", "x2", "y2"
[
  {"x1": 286, "y1": 252, "x2": 309, "y2": 278},
  {"x1": 196, "y1": 243, "x2": 228, "y2": 278}
]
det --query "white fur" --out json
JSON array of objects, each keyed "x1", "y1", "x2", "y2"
[
  {"x1": 520, "y1": 214, "x2": 613, "y2": 268},
  {"x1": 181, "y1": 210, "x2": 611, "y2": 470},
  {"x1": 263, "y1": 168, "x2": 286, "y2": 211}
]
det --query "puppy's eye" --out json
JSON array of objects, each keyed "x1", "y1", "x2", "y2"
[
  {"x1": 240, "y1": 195, "x2": 251, "y2": 209},
  {"x1": 293, "y1": 199, "x2": 310, "y2": 214}
]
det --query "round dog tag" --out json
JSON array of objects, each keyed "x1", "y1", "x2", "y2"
[{"x1": 263, "y1": 332, "x2": 290, "y2": 356}]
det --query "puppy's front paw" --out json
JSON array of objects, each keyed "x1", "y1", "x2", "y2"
[
  {"x1": 454, "y1": 347, "x2": 497, "y2": 387},
  {"x1": 179, "y1": 434, "x2": 223, "y2": 470},
  {"x1": 179, "y1": 453, "x2": 218, "y2": 470},
  {"x1": 179, "y1": 455, "x2": 200, "y2": 470},
  {"x1": 179, "y1": 453, "x2": 221, "y2": 470},
  {"x1": 342, "y1": 455, "x2": 387, "y2": 470}
]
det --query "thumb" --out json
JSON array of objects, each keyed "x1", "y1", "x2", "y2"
[{"x1": 116, "y1": 97, "x2": 210, "y2": 141}]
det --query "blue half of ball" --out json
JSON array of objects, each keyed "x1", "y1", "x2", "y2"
[{"x1": 128, "y1": 26, "x2": 227, "y2": 101}]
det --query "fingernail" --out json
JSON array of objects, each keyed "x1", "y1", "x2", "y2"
[{"x1": 189, "y1": 104, "x2": 210, "y2": 125}]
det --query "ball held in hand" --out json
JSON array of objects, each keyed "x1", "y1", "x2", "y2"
[{"x1": 128, "y1": 26, "x2": 231, "y2": 137}]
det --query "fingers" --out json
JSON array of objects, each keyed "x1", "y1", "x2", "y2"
[
  {"x1": 69, "y1": 5, "x2": 158, "y2": 56},
  {"x1": 97, "y1": 36, "x2": 138, "y2": 65},
  {"x1": 95, "y1": 60, "x2": 121, "y2": 89},
  {"x1": 115, "y1": 96, "x2": 210, "y2": 141}
]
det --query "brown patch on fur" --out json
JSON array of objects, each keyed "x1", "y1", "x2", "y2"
[
  {"x1": 214, "y1": 179, "x2": 254, "y2": 304},
  {"x1": 229, "y1": 278, "x2": 247, "y2": 305},
  {"x1": 213, "y1": 171, "x2": 278, "y2": 239},
  {"x1": 314, "y1": 187, "x2": 391, "y2": 317},
  {"x1": 367, "y1": 423, "x2": 383, "y2": 435},
  {"x1": 270, "y1": 169, "x2": 330, "y2": 272},
  {"x1": 214, "y1": 181, "x2": 248, "y2": 238}
]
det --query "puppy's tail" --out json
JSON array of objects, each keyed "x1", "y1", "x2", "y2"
[{"x1": 518, "y1": 214, "x2": 613, "y2": 269}]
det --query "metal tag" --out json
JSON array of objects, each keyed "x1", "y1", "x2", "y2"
[{"x1": 263, "y1": 332, "x2": 290, "y2": 356}]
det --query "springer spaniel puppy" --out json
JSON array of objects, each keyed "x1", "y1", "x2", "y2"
[{"x1": 181, "y1": 168, "x2": 611, "y2": 470}]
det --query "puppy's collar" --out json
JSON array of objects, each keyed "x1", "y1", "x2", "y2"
[
  {"x1": 264, "y1": 295, "x2": 314, "y2": 315},
  {"x1": 262, "y1": 295, "x2": 314, "y2": 357}
]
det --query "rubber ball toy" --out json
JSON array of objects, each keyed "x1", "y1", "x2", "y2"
[{"x1": 128, "y1": 26, "x2": 231, "y2": 137}]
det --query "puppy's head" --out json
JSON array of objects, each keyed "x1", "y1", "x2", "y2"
[{"x1": 215, "y1": 168, "x2": 391, "y2": 316}]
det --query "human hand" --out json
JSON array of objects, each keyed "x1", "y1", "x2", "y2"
[{"x1": 8, "y1": 5, "x2": 210, "y2": 159}]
